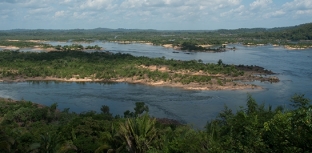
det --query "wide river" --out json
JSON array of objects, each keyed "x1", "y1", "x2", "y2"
[{"x1": 1, "y1": 42, "x2": 312, "y2": 128}]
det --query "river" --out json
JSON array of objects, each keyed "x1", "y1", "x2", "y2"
[{"x1": 1, "y1": 42, "x2": 312, "y2": 128}]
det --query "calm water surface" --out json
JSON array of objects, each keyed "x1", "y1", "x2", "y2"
[{"x1": 1, "y1": 42, "x2": 312, "y2": 128}]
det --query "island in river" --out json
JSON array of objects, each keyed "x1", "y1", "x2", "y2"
[{"x1": 0, "y1": 50, "x2": 278, "y2": 91}]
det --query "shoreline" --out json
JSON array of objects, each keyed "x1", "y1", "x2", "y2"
[
  {"x1": 0, "y1": 96, "x2": 183, "y2": 125},
  {"x1": 0, "y1": 76, "x2": 265, "y2": 91},
  {"x1": 0, "y1": 64, "x2": 279, "y2": 91},
  {"x1": 1, "y1": 42, "x2": 311, "y2": 52}
]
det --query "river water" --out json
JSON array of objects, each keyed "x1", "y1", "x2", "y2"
[{"x1": 1, "y1": 42, "x2": 312, "y2": 128}]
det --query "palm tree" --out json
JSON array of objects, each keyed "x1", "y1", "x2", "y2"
[
  {"x1": 118, "y1": 114, "x2": 158, "y2": 153},
  {"x1": 95, "y1": 124, "x2": 125, "y2": 153},
  {"x1": 30, "y1": 132, "x2": 77, "y2": 153}
]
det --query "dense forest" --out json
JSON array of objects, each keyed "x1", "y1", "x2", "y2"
[{"x1": 1, "y1": 94, "x2": 311, "y2": 152}]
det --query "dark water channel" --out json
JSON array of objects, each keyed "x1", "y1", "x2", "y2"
[{"x1": 1, "y1": 42, "x2": 312, "y2": 128}]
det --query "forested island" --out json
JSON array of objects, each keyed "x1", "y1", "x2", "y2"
[
  {"x1": 0, "y1": 50, "x2": 278, "y2": 90},
  {"x1": 1, "y1": 94, "x2": 311, "y2": 152}
]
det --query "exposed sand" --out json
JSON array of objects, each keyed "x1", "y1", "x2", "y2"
[
  {"x1": 199, "y1": 44, "x2": 213, "y2": 48},
  {"x1": 163, "y1": 44, "x2": 214, "y2": 49},
  {"x1": 145, "y1": 42, "x2": 154, "y2": 45},
  {"x1": 0, "y1": 46, "x2": 20, "y2": 50},
  {"x1": 32, "y1": 47, "x2": 56, "y2": 52},
  {"x1": 284, "y1": 45, "x2": 308, "y2": 50},
  {"x1": 161, "y1": 44, "x2": 181, "y2": 50},
  {"x1": 0, "y1": 45, "x2": 102, "y2": 52},
  {"x1": 27, "y1": 40, "x2": 46, "y2": 43},
  {"x1": 162, "y1": 44, "x2": 173, "y2": 48}
]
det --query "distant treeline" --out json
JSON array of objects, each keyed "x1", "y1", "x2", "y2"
[{"x1": 0, "y1": 22, "x2": 311, "y2": 47}]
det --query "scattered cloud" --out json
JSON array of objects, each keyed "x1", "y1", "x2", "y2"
[
  {"x1": 250, "y1": 0, "x2": 273, "y2": 10},
  {"x1": 270, "y1": 10, "x2": 286, "y2": 17},
  {"x1": 0, "y1": 0, "x2": 311, "y2": 30},
  {"x1": 79, "y1": 0, "x2": 115, "y2": 10},
  {"x1": 220, "y1": 5, "x2": 245, "y2": 17},
  {"x1": 54, "y1": 10, "x2": 67, "y2": 18},
  {"x1": 296, "y1": 9, "x2": 312, "y2": 15},
  {"x1": 281, "y1": 0, "x2": 312, "y2": 18}
]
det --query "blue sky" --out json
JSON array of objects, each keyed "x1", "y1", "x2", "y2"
[{"x1": 0, "y1": 0, "x2": 311, "y2": 30}]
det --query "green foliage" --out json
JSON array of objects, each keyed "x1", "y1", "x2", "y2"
[
  {"x1": 205, "y1": 94, "x2": 312, "y2": 152},
  {"x1": 217, "y1": 59, "x2": 223, "y2": 66},
  {"x1": 180, "y1": 42, "x2": 203, "y2": 51},
  {"x1": 118, "y1": 114, "x2": 158, "y2": 153},
  {"x1": 134, "y1": 102, "x2": 149, "y2": 117},
  {"x1": 290, "y1": 94, "x2": 310, "y2": 108},
  {"x1": 0, "y1": 129, "x2": 15, "y2": 152},
  {"x1": 0, "y1": 40, "x2": 48, "y2": 48},
  {"x1": 124, "y1": 102, "x2": 149, "y2": 118},
  {"x1": 1, "y1": 94, "x2": 311, "y2": 152}
]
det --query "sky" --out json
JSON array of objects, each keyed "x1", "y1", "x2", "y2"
[{"x1": 0, "y1": 0, "x2": 311, "y2": 30}]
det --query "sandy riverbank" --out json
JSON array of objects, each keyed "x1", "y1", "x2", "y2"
[
  {"x1": 0, "y1": 76, "x2": 262, "y2": 91},
  {"x1": 0, "y1": 45, "x2": 104, "y2": 52},
  {"x1": 0, "y1": 63, "x2": 278, "y2": 91},
  {"x1": 0, "y1": 46, "x2": 20, "y2": 50},
  {"x1": 284, "y1": 45, "x2": 311, "y2": 50}
]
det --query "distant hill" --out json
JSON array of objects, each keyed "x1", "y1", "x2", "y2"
[
  {"x1": 0, "y1": 22, "x2": 311, "y2": 41},
  {"x1": 275, "y1": 22, "x2": 312, "y2": 40},
  {"x1": 214, "y1": 22, "x2": 312, "y2": 40}
]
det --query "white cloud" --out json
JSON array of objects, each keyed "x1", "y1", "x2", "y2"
[
  {"x1": 78, "y1": 0, "x2": 117, "y2": 10},
  {"x1": 1, "y1": 15, "x2": 9, "y2": 19},
  {"x1": 118, "y1": 0, "x2": 244, "y2": 23},
  {"x1": 72, "y1": 11, "x2": 97, "y2": 20},
  {"x1": 28, "y1": 7, "x2": 53, "y2": 14},
  {"x1": 54, "y1": 10, "x2": 67, "y2": 18},
  {"x1": 250, "y1": 0, "x2": 272, "y2": 10},
  {"x1": 61, "y1": 0, "x2": 72, "y2": 3},
  {"x1": 296, "y1": 9, "x2": 312, "y2": 15},
  {"x1": 271, "y1": 10, "x2": 286, "y2": 16},
  {"x1": 21, "y1": 0, "x2": 53, "y2": 8},
  {"x1": 278, "y1": 0, "x2": 312, "y2": 18},
  {"x1": 264, "y1": 10, "x2": 286, "y2": 18},
  {"x1": 283, "y1": 0, "x2": 312, "y2": 10},
  {"x1": 163, "y1": 0, "x2": 184, "y2": 6},
  {"x1": 220, "y1": 5, "x2": 245, "y2": 17}
]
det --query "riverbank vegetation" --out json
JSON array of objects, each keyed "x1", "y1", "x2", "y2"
[
  {"x1": 0, "y1": 50, "x2": 277, "y2": 90},
  {"x1": 180, "y1": 42, "x2": 227, "y2": 52},
  {"x1": 0, "y1": 40, "x2": 46, "y2": 48},
  {"x1": 0, "y1": 40, "x2": 102, "y2": 51},
  {"x1": 1, "y1": 94, "x2": 311, "y2": 152},
  {"x1": 1, "y1": 22, "x2": 311, "y2": 50}
]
